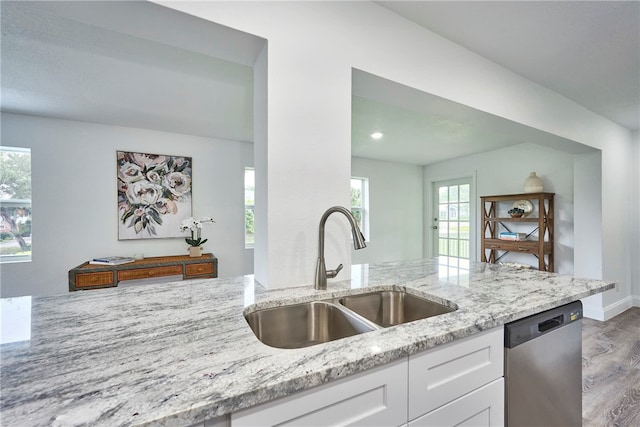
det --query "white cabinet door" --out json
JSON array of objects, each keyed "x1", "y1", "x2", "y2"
[
  {"x1": 408, "y1": 378, "x2": 504, "y2": 427},
  {"x1": 231, "y1": 357, "x2": 408, "y2": 427},
  {"x1": 408, "y1": 327, "x2": 503, "y2": 420}
]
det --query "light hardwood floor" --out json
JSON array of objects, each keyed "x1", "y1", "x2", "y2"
[{"x1": 582, "y1": 307, "x2": 640, "y2": 426}]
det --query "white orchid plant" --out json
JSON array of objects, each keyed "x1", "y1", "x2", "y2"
[{"x1": 180, "y1": 216, "x2": 215, "y2": 247}]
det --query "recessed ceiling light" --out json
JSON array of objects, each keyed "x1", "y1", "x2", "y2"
[{"x1": 370, "y1": 131, "x2": 384, "y2": 140}]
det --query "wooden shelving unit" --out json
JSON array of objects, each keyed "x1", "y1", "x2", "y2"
[{"x1": 480, "y1": 192, "x2": 554, "y2": 272}]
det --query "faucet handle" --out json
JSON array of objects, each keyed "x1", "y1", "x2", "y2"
[{"x1": 326, "y1": 263, "x2": 344, "y2": 279}]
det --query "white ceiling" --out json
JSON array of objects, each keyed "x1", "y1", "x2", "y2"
[
  {"x1": 1, "y1": 1, "x2": 264, "y2": 142},
  {"x1": 351, "y1": 70, "x2": 595, "y2": 165},
  {"x1": 377, "y1": 0, "x2": 640, "y2": 131},
  {"x1": 1, "y1": 1, "x2": 637, "y2": 166}
]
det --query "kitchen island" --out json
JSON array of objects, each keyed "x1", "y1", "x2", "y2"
[{"x1": 0, "y1": 259, "x2": 614, "y2": 426}]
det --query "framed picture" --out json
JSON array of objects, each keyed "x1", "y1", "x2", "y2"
[{"x1": 117, "y1": 151, "x2": 192, "y2": 240}]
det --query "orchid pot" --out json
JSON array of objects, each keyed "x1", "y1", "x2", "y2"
[
  {"x1": 188, "y1": 246, "x2": 203, "y2": 258},
  {"x1": 180, "y1": 216, "x2": 215, "y2": 257}
]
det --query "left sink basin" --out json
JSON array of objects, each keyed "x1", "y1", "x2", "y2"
[{"x1": 245, "y1": 301, "x2": 378, "y2": 349}]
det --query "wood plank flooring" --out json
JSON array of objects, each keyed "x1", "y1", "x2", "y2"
[{"x1": 583, "y1": 307, "x2": 640, "y2": 427}]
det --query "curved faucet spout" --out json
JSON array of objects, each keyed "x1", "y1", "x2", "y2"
[{"x1": 315, "y1": 206, "x2": 367, "y2": 290}]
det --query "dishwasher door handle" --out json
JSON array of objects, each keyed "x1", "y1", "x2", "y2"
[{"x1": 538, "y1": 315, "x2": 563, "y2": 332}]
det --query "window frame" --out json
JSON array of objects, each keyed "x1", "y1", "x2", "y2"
[
  {"x1": 244, "y1": 167, "x2": 255, "y2": 249},
  {"x1": 0, "y1": 146, "x2": 32, "y2": 263},
  {"x1": 350, "y1": 176, "x2": 369, "y2": 241}
]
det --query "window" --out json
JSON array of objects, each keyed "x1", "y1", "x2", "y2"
[
  {"x1": 0, "y1": 147, "x2": 32, "y2": 263},
  {"x1": 244, "y1": 168, "x2": 255, "y2": 247},
  {"x1": 350, "y1": 177, "x2": 369, "y2": 239}
]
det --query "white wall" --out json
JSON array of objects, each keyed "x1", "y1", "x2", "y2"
[
  {"x1": 632, "y1": 130, "x2": 640, "y2": 306},
  {"x1": 423, "y1": 143, "x2": 577, "y2": 274},
  {"x1": 599, "y1": 132, "x2": 634, "y2": 316},
  {"x1": 574, "y1": 151, "x2": 605, "y2": 319},
  {"x1": 150, "y1": 2, "x2": 634, "y2": 313},
  {"x1": 0, "y1": 113, "x2": 253, "y2": 297},
  {"x1": 351, "y1": 157, "x2": 423, "y2": 264}
]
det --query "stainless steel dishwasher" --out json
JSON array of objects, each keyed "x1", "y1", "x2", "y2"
[{"x1": 504, "y1": 301, "x2": 583, "y2": 427}]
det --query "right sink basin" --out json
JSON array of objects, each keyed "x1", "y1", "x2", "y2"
[{"x1": 339, "y1": 290, "x2": 457, "y2": 327}]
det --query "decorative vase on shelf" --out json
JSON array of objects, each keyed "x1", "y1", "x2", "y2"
[
  {"x1": 188, "y1": 246, "x2": 203, "y2": 258},
  {"x1": 524, "y1": 172, "x2": 544, "y2": 193}
]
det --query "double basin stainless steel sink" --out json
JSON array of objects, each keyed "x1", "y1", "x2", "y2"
[{"x1": 245, "y1": 290, "x2": 457, "y2": 349}]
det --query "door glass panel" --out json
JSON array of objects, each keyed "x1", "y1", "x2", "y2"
[
  {"x1": 460, "y1": 184, "x2": 470, "y2": 202},
  {"x1": 449, "y1": 186, "x2": 459, "y2": 203},
  {"x1": 459, "y1": 202, "x2": 470, "y2": 220},
  {"x1": 439, "y1": 203, "x2": 448, "y2": 221},
  {"x1": 439, "y1": 187, "x2": 448, "y2": 203},
  {"x1": 459, "y1": 221, "x2": 470, "y2": 240},
  {"x1": 433, "y1": 180, "x2": 472, "y2": 265},
  {"x1": 439, "y1": 222, "x2": 448, "y2": 239},
  {"x1": 449, "y1": 204, "x2": 459, "y2": 220}
]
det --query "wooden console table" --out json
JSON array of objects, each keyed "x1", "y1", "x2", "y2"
[{"x1": 69, "y1": 253, "x2": 218, "y2": 291}]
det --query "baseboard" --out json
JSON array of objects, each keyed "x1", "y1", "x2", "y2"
[{"x1": 602, "y1": 296, "x2": 636, "y2": 321}]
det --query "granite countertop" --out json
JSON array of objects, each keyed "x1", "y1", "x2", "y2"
[{"x1": 0, "y1": 259, "x2": 614, "y2": 426}]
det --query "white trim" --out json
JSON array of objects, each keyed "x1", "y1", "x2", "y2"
[
  {"x1": 582, "y1": 293, "x2": 640, "y2": 321},
  {"x1": 0, "y1": 254, "x2": 31, "y2": 263},
  {"x1": 602, "y1": 296, "x2": 635, "y2": 321},
  {"x1": 0, "y1": 146, "x2": 30, "y2": 154},
  {"x1": 0, "y1": 199, "x2": 32, "y2": 207}
]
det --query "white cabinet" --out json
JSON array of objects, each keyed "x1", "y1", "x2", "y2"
[
  {"x1": 231, "y1": 358, "x2": 408, "y2": 427},
  {"x1": 408, "y1": 327, "x2": 504, "y2": 421},
  {"x1": 218, "y1": 327, "x2": 504, "y2": 427}
]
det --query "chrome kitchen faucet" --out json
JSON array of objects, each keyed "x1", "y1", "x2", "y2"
[{"x1": 314, "y1": 206, "x2": 366, "y2": 290}]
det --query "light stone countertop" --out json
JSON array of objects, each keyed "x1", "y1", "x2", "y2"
[{"x1": 0, "y1": 259, "x2": 614, "y2": 427}]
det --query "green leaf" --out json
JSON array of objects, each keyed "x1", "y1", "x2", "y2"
[
  {"x1": 148, "y1": 207, "x2": 162, "y2": 224},
  {"x1": 121, "y1": 208, "x2": 135, "y2": 223}
]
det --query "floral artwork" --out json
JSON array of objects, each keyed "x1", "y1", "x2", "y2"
[{"x1": 117, "y1": 151, "x2": 192, "y2": 240}]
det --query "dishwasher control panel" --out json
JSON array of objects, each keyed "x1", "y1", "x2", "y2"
[{"x1": 504, "y1": 301, "x2": 583, "y2": 348}]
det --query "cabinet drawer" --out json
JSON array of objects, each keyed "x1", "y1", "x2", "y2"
[
  {"x1": 409, "y1": 378, "x2": 504, "y2": 427},
  {"x1": 118, "y1": 265, "x2": 183, "y2": 281},
  {"x1": 231, "y1": 358, "x2": 408, "y2": 427},
  {"x1": 408, "y1": 327, "x2": 503, "y2": 420},
  {"x1": 185, "y1": 263, "x2": 214, "y2": 277},
  {"x1": 76, "y1": 272, "x2": 115, "y2": 288}
]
